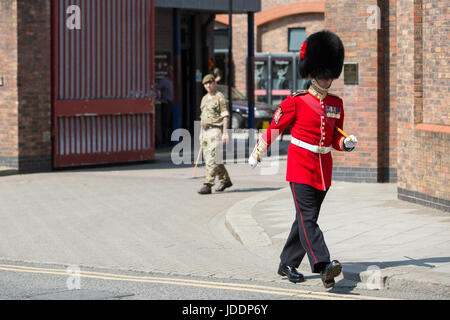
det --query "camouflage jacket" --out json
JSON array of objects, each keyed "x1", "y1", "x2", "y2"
[{"x1": 200, "y1": 91, "x2": 229, "y2": 128}]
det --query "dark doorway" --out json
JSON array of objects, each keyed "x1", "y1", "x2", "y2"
[{"x1": 181, "y1": 14, "x2": 196, "y2": 135}]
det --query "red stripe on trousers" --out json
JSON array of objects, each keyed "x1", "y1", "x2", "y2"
[{"x1": 291, "y1": 182, "x2": 318, "y2": 264}]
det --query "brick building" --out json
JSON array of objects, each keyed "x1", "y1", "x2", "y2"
[
  {"x1": 0, "y1": 0, "x2": 448, "y2": 211},
  {"x1": 215, "y1": 0, "x2": 449, "y2": 211},
  {"x1": 0, "y1": 0, "x2": 52, "y2": 172},
  {"x1": 216, "y1": 1, "x2": 325, "y2": 95},
  {"x1": 0, "y1": 0, "x2": 260, "y2": 171}
]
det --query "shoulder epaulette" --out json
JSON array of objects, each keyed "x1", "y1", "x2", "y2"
[{"x1": 291, "y1": 90, "x2": 308, "y2": 97}]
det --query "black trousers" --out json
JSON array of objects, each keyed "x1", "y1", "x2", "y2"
[{"x1": 280, "y1": 182, "x2": 330, "y2": 273}]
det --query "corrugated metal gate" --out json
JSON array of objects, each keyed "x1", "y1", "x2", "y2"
[{"x1": 52, "y1": 0, "x2": 155, "y2": 167}]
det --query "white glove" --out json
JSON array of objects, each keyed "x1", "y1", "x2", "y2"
[
  {"x1": 344, "y1": 135, "x2": 358, "y2": 150},
  {"x1": 249, "y1": 139, "x2": 267, "y2": 169},
  {"x1": 249, "y1": 155, "x2": 259, "y2": 169}
]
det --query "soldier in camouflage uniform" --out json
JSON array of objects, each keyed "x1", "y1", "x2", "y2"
[{"x1": 198, "y1": 74, "x2": 233, "y2": 195}]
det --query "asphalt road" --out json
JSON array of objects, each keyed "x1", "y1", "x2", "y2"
[
  {"x1": 0, "y1": 151, "x2": 289, "y2": 281},
  {"x1": 0, "y1": 259, "x2": 445, "y2": 301},
  {"x1": 0, "y1": 149, "x2": 447, "y2": 304}
]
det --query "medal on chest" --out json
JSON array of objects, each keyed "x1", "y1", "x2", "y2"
[{"x1": 326, "y1": 106, "x2": 341, "y2": 119}]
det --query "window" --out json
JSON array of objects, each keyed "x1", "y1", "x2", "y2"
[
  {"x1": 214, "y1": 29, "x2": 229, "y2": 52},
  {"x1": 288, "y1": 28, "x2": 306, "y2": 52}
]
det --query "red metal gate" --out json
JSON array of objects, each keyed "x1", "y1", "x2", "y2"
[{"x1": 52, "y1": 0, "x2": 155, "y2": 168}]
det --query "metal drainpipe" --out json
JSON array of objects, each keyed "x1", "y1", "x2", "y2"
[
  {"x1": 247, "y1": 12, "x2": 255, "y2": 129},
  {"x1": 227, "y1": 0, "x2": 233, "y2": 128},
  {"x1": 172, "y1": 8, "x2": 182, "y2": 132}
]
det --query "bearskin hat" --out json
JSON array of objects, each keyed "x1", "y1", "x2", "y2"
[{"x1": 298, "y1": 30, "x2": 345, "y2": 79}]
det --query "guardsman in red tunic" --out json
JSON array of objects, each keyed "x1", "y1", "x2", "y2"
[{"x1": 249, "y1": 30, "x2": 358, "y2": 288}]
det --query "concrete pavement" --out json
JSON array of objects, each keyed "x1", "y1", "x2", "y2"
[
  {"x1": 0, "y1": 147, "x2": 449, "y2": 298},
  {"x1": 225, "y1": 179, "x2": 450, "y2": 297},
  {"x1": 0, "y1": 151, "x2": 289, "y2": 284}
]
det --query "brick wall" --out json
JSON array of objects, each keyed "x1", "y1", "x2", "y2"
[
  {"x1": 386, "y1": 0, "x2": 398, "y2": 181},
  {"x1": 396, "y1": 0, "x2": 449, "y2": 212},
  {"x1": 261, "y1": 0, "x2": 324, "y2": 11},
  {"x1": 16, "y1": 0, "x2": 52, "y2": 172},
  {"x1": 1, "y1": 1, "x2": 447, "y2": 212},
  {"x1": 258, "y1": 13, "x2": 324, "y2": 52},
  {"x1": 231, "y1": 14, "x2": 248, "y2": 96},
  {"x1": 422, "y1": 1, "x2": 448, "y2": 126},
  {"x1": 230, "y1": 0, "x2": 325, "y2": 102},
  {"x1": 325, "y1": 0, "x2": 384, "y2": 182},
  {"x1": 0, "y1": 0, "x2": 19, "y2": 168},
  {"x1": 376, "y1": 0, "x2": 397, "y2": 181},
  {"x1": 0, "y1": 0, "x2": 52, "y2": 172},
  {"x1": 228, "y1": 0, "x2": 400, "y2": 184}
]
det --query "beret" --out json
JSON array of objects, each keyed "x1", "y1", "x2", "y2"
[{"x1": 202, "y1": 74, "x2": 215, "y2": 84}]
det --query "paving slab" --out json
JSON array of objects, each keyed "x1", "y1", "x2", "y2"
[{"x1": 226, "y1": 182, "x2": 450, "y2": 297}]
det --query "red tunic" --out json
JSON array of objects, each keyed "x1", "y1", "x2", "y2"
[{"x1": 261, "y1": 89, "x2": 346, "y2": 191}]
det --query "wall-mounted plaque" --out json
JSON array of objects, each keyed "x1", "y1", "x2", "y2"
[{"x1": 344, "y1": 62, "x2": 358, "y2": 85}]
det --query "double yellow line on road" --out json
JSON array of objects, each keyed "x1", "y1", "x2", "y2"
[{"x1": 0, "y1": 263, "x2": 392, "y2": 300}]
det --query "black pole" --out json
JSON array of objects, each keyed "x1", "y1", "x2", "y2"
[
  {"x1": 227, "y1": 0, "x2": 232, "y2": 128},
  {"x1": 247, "y1": 12, "x2": 255, "y2": 129},
  {"x1": 173, "y1": 9, "x2": 182, "y2": 132}
]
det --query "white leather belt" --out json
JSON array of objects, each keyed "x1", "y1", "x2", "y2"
[{"x1": 291, "y1": 137, "x2": 331, "y2": 154}]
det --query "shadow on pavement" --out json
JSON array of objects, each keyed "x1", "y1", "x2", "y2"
[
  {"x1": 343, "y1": 256, "x2": 450, "y2": 270},
  {"x1": 50, "y1": 138, "x2": 291, "y2": 174},
  {"x1": 215, "y1": 187, "x2": 283, "y2": 194},
  {"x1": 328, "y1": 256, "x2": 450, "y2": 295}
]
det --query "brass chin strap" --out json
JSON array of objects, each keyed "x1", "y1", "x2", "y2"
[{"x1": 311, "y1": 78, "x2": 329, "y2": 95}]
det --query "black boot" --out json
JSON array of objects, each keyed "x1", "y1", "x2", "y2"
[
  {"x1": 320, "y1": 260, "x2": 342, "y2": 288},
  {"x1": 278, "y1": 263, "x2": 305, "y2": 283}
]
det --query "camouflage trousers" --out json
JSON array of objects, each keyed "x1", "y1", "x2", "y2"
[{"x1": 201, "y1": 127, "x2": 231, "y2": 186}]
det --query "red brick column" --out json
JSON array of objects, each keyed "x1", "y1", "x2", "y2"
[
  {"x1": 0, "y1": 1, "x2": 52, "y2": 172},
  {"x1": 325, "y1": 0, "x2": 394, "y2": 182},
  {"x1": 0, "y1": 0, "x2": 19, "y2": 168},
  {"x1": 16, "y1": 0, "x2": 52, "y2": 172},
  {"x1": 0, "y1": 0, "x2": 52, "y2": 172},
  {"x1": 396, "y1": 0, "x2": 449, "y2": 211}
]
